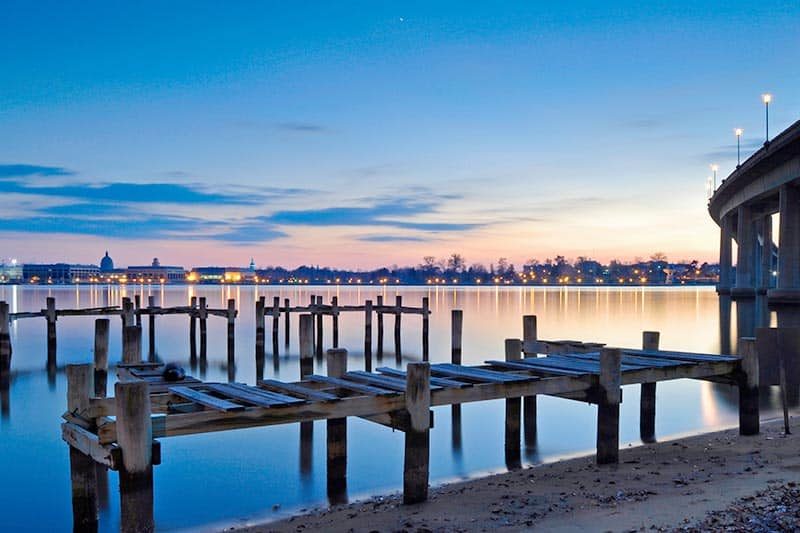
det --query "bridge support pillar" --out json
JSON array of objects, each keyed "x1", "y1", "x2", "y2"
[
  {"x1": 758, "y1": 215, "x2": 773, "y2": 294},
  {"x1": 769, "y1": 184, "x2": 800, "y2": 305},
  {"x1": 717, "y1": 214, "x2": 733, "y2": 295},
  {"x1": 732, "y1": 205, "x2": 756, "y2": 300}
]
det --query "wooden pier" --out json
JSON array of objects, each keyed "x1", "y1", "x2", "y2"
[{"x1": 59, "y1": 313, "x2": 758, "y2": 532}]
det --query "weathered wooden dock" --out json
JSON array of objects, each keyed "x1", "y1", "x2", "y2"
[{"x1": 60, "y1": 313, "x2": 758, "y2": 532}]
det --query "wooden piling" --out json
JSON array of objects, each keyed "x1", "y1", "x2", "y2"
[
  {"x1": 255, "y1": 297, "x2": 265, "y2": 362},
  {"x1": 326, "y1": 348, "x2": 348, "y2": 504},
  {"x1": 403, "y1": 362, "x2": 431, "y2": 504},
  {"x1": 122, "y1": 326, "x2": 142, "y2": 364},
  {"x1": 46, "y1": 296, "x2": 57, "y2": 370},
  {"x1": 198, "y1": 297, "x2": 208, "y2": 362},
  {"x1": 309, "y1": 294, "x2": 317, "y2": 357},
  {"x1": 115, "y1": 380, "x2": 154, "y2": 533},
  {"x1": 394, "y1": 295, "x2": 402, "y2": 361},
  {"x1": 93, "y1": 319, "x2": 109, "y2": 397},
  {"x1": 364, "y1": 300, "x2": 373, "y2": 371},
  {"x1": 227, "y1": 299, "x2": 236, "y2": 369},
  {"x1": 283, "y1": 298, "x2": 290, "y2": 347},
  {"x1": 331, "y1": 296, "x2": 339, "y2": 348},
  {"x1": 451, "y1": 309, "x2": 463, "y2": 364},
  {"x1": 67, "y1": 364, "x2": 98, "y2": 532},
  {"x1": 522, "y1": 316, "x2": 537, "y2": 447},
  {"x1": 421, "y1": 297, "x2": 430, "y2": 361},
  {"x1": 134, "y1": 295, "x2": 142, "y2": 327},
  {"x1": 316, "y1": 296, "x2": 324, "y2": 358},
  {"x1": 0, "y1": 302, "x2": 11, "y2": 377},
  {"x1": 189, "y1": 296, "x2": 197, "y2": 362},
  {"x1": 376, "y1": 295, "x2": 384, "y2": 358},
  {"x1": 738, "y1": 337, "x2": 760, "y2": 436},
  {"x1": 504, "y1": 338, "x2": 522, "y2": 469},
  {"x1": 147, "y1": 296, "x2": 156, "y2": 360},
  {"x1": 640, "y1": 331, "x2": 660, "y2": 443},
  {"x1": 299, "y1": 315, "x2": 314, "y2": 378},
  {"x1": 596, "y1": 347, "x2": 622, "y2": 465},
  {"x1": 272, "y1": 297, "x2": 280, "y2": 356}
]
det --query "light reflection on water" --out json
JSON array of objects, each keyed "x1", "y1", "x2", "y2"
[{"x1": 0, "y1": 285, "x2": 791, "y2": 531}]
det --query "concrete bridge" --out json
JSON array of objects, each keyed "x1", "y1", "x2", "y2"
[{"x1": 709, "y1": 118, "x2": 800, "y2": 305}]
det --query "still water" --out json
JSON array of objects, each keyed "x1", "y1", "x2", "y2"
[{"x1": 0, "y1": 285, "x2": 783, "y2": 530}]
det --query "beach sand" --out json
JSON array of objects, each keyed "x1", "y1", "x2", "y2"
[{"x1": 231, "y1": 417, "x2": 799, "y2": 532}]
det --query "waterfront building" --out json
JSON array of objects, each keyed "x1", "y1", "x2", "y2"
[
  {"x1": 126, "y1": 258, "x2": 186, "y2": 283},
  {"x1": 23, "y1": 263, "x2": 100, "y2": 284},
  {"x1": 0, "y1": 259, "x2": 23, "y2": 283},
  {"x1": 100, "y1": 251, "x2": 114, "y2": 272}
]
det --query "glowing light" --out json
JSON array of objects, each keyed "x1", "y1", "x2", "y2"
[
  {"x1": 735, "y1": 128, "x2": 743, "y2": 137},
  {"x1": 761, "y1": 93, "x2": 772, "y2": 104}
]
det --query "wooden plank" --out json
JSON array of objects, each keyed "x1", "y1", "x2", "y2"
[
  {"x1": 168, "y1": 386, "x2": 245, "y2": 412},
  {"x1": 542, "y1": 354, "x2": 642, "y2": 372},
  {"x1": 565, "y1": 351, "x2": 686, "y2": 368},
  {"x1": 431, "y1": 363, "x2": 534, "y2": 383},
  {"x1": 62, "y1": 422, "x2": 117, "y2": 469},
  {"x1": 486, "y1": 359, "x2": 589, "y2": 376},
  {"x1": 346, "y1": 370, "x2": 443, "y2": 392},
  {"x1": 376, "y1": 367, "x2": 471, "y2": 388},
  {"x1": 206, "y1": 383, "x2": 305, "y2": 407},
  {"x1": 258, "y1": 379, "x2": 338, "y2": 401},
  {"x1": 307, "y1": 374, "x2": 398, "y2": 396},
  {"x1": 622, "y1": 348, "x2": 738, "y2": 362}
]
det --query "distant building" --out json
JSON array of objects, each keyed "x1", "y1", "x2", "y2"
[
  {"x1": 100, "y1": 251, "x2": 114, "y2": 272},
  {"x1": 0, "y1": 260, "x2": 22, "y2": 283},
  {"x1": 126, "y1": 258, "x2": 186, "y2": 283},
  {"x1": 188, "y1": 263, "x2": 258, "y2": 283},
  {"x1": 23, "y1": 263, "x2": 100, "y2": 284}
]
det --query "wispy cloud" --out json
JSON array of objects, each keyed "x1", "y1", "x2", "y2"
[
  {"x1": 0, "y1": 164, "x2": 74, "y2": 179},
  {"x1": 698, "y1": 139, "x2": 764, "y2": 162},
  {"x1": 275, "y1": 121, "x2": 328, "y2": 133},
  {"x1": 358, "y1": 235, "x2": 429, "y2": 242}
]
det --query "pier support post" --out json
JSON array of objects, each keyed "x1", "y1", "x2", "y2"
[
  {"x1": 122, "y1": 326, "x2": 142, "y2": 364},
  {"x1": 421, "y1": 297, "x2": 430, "y2": 361},
  {"x1": 505, "y1": 338, "x2": 522, "y2": 469},
  {"x1": 403, "y1": 362, "x2": 431, "y2": 504},
  {"x1": 326, "y1": 348, "x2": 348, "y2": 504},
  {"x1": 394, "y1": 295, "x2": 403, "y2": 361},
  {"x1": 640, "y1": 331, "x2": 659, "y2": 443},
  {"x1": 272, "y1": 297, "x2": 280, "y2": 357},
  {"x1": 93, "y1": 319, "x2": 109, "y2": 396},
  {"x1": 522, "y1": 315, "x2": 538, "y2": 447},
  {"x1": 0, "y1": 302, "x2": 11, "y2": 378},
  {"x1": 450, "y1": 309, "x2": 463, "y2": 451},
  {"x1": 299, "y1": 315, "x2": 314, "y2": 378},
  {"x1": 364, "y1": 300, "x2": 373, "y2": 371},
  {"x1": 315, "y1": 296, "x2": 324, "y2": 358},
  {"x1": 284, "y1": 298, "x2": 290, "y2": 347},
  {"x1": 738, "y1": 337, "x2": 760, "y2": 435},
  {"x1": 309, "y1": 295, "x2": 317, "y2": 358},
  {"x1": 376, "y1": 295, "x2": 384, "y2": 358},
  {"x1": 596, "y1": 348, "x2": 622, "y2": 465},
  {"x1": 147, "y1": 296, "x2": 156, "y2": 360},
  {"x1": 116, "y1": 380, "x2": 154, "y2": 533},
  {"x1": 198, "y1": 297, "x2": 208, "y2": 363},
  {"x1": 255, "y1": 297, "x2": 265, "y2": 363},
  {"x1": 331, "y1": 296, "x2": 339, "y2": 348},
  {"x1": 134, "y1": 295, "x2": 142, "y2": 327},
  {"x1": 67, "y1": 364, "x2": 98, "y2": 532},
  {"x1": 227, "y1": 299, "x2": 236, "y2": 381},
  {"x1": 46, "y1": 296, "x2": 57, "y2": 371},
  {"x1": 189, "y1": 296, "x2": 197, "y2": 364}
]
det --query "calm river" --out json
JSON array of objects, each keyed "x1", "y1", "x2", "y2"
[{"x1": 0, "y1": 285, "x2": 786, "y2": 531}]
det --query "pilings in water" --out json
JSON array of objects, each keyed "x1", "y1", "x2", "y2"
[
  {"x1": 147, "y1": 296, "x2": 156, "y2": 361},
  {"x1": 504, "y1": 338, "x2": 522, "y2": 470},
  {"x1": 189, "y1": 296, "x2": 198, "y2": 364},
  {"x1": 394, "y1": 295, "x2": 403, "y2": 362},
  {"x1": 326, "y1": 348, "x2": 348, "y2": 504},
  {"x1": 0, "y1": 302, "x2": 11, "y2": 379},
  {"x1": 93, "y1": 319, "x2": 109, "y2": 397},
  {"x1": 198, "y1": 297, "x2": 208, "y2": 365},
  {"x1": 403, "y1": 362, "x2": 431, "y2": 504},
  {"x1": 639, "y1": 331, "x2": 660, "y2": 443},
  {"x1": 738, "y1": 337, "x2": 760, "y2": 435},
  {"x1": 376, "y1": 295, "x2": 384, "y2": 359},
  {"x1": 66, "y1": 364, "x2": 99, "y2": 532},
  {"x1": 255, "y1": 296, "x2": 265, "y2": 373},
  {"x1": 450, "y1": 309, "x2": 463, "y2": 452},
  {"x1": 46, "y1": 296, "x2": 57, "y2": 373},
  {"x1": 227, "y1": 299, "x2": 236, "y2": 382},
  {"x1": 522, "y1": 315, "x2": 538, "y2": 449},
  {"x1": 271, "y1": 297, "x2": 280, "y2": 356},
  {"x1": 596, "y1": 348, "x2": 622, "y2": 465},
  {"x1": 364, "y1": 300, "x2": 373, "y2": 371}
]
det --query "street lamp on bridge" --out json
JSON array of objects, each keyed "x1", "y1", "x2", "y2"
[
  {"x1": 735, "y1": 128, "x2": 743, "y2": 167},
  {"x1": 710, "y1": 163, "x2": 719, "y2": 189},
  {"x1": 762, "y1": 93, "x2": 772, "y2": 144}
]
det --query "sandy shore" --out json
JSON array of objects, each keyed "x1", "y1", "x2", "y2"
[{"x1": 230, "y1": 417, "x2": 799, "y2": 532}]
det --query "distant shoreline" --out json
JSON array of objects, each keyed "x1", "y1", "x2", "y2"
[{"x1": 0, "y1": 282, "x2": 718, "y2": 288}]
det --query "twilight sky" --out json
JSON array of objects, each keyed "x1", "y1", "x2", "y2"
[{"x1": 1, "y1": 1, "x2": 799, "y2": 269}]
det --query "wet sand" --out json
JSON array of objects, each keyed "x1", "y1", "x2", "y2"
[{"x1": 229, "y1": 416, "x2": 799, "y2": 532}]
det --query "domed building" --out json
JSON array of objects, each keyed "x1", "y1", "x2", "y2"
[{"x1": 100, "y1": 251, "x2": 114, "y2": 272}]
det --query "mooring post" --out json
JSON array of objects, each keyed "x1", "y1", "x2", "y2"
[
  {"x1": 67, "y1": 364, "x2": 98, "y2": 532},
  {"x1": 134, "y1": 295, "x2": 142, "y2": 327},
  {"x1": 421, "y1": 297, "x2": 430, "y2": 361},
  {"x1": 272, "y1": 296, "x2": 280, "y2": 356},
  {"x1": 283, "y1": 297, "x2": 290, "y2": 347},
  {"x1": 0, "y1": 301, "x2": 11, "y2": 378},
  {"x1": 46, "y1": 296, "x2": 57, "y2": 370},
  {"x1": 189, "y1": 296, "x2": 197, "y2": 363},
  {"x1": 198, "y1": 297, "x2": 208, "y2": 362},
  {"x1": 147, "y1": 296, "x2": 156, "y2": 360},
  {"x1": 403, "y1": 362, "x2": 431, "y2": 504},
  {"x1": 738, "y1": 337, "x2": 760, "y2": 436},
  {"x1": 505, "y1": 338, "x2": 522, "y2": 469},
  {"x1": 94, "y1": 319, "x2": 109, "y2": 397},
  {"x1": 116, "y1": 380, "x2": 154, "y2": 533},
  {"x1": 376, "y1": 295, "x2": 384, "y2": 359},
  {"x1": 331, "y1": 296, "x2": 339, "y2": 348},
  {"x1": 299, "y1": 314, "x2": 314, "y2": 378},
  {"x1": 326, "y1": 348, "x2": 348, "y2": 504},
  {"x1": 640, "y1": 331, "x2": 660, "y2": 443},
  {"x1": 227, "y1": 298, "x2": 236, "y2": 371},
  {"x1": 315, "y1": 296, "x2": 324, "y2": 358},
  {"x1": 309, "y1": 294, "x2": 317, "y2": 357},
  {"x1": 394, "y1": 295, "x2": 403, "y2": 361},
  {"x1": 450, "y1": 309, "x2": 463, "y2": 448},
  {"x1": 255, "y1": 296, "x2": 265, "y2": 362},
  {"x1": 522, "y1": 315, "x2": 537, "y2": 447},
  {"x1": 122, "y1": 326, "x2": 142, "y2": 364},
  {"x1": 364, "y1": 299, "x2": 373, "y2": 371},
  {"x1": 597, "y1": 347, "x2": 622, "y2": 465}
]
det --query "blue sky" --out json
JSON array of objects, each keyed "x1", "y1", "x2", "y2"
[{"x1": 1, "y1": 1, "x2": 798, "y2": 268}]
